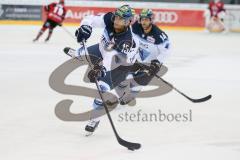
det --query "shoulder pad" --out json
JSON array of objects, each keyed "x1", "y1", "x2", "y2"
[
  {"x1": 152, "y1": 25, "x2": 169, "y2": 44},
  {"x1": 132, "y1": 21, "x2": 144, "y2": 36},
  {"x1": 103, "y1": 12, "x2": 114, "y2": 26}
]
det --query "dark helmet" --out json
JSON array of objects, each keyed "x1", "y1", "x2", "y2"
[
  {"x1": 59, "y1": 0, "x2": 64, "y2": 4},
  {"x1": 114, "y1": 5, "x2": 134, "y2": 21},
  {"x1": 139, "y1": 9, "x2": 153, "y2": 20}
]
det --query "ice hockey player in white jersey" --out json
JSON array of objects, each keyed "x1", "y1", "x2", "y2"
[
  {"x1": 133, "y1": 9, "x2": 170, "y2": 64},
  {"x1": 64, "y1": 5, "x2": 142, "y2": 135},
  {"x1": 117, "y1": 9, "x2": 171, "y2": 105}
]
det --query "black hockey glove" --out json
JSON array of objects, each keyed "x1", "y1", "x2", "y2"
[
  {"x1": 148, "y1": 60, "x2": 161, "y2": 76},
  {"x1": 87, "y1": 65, "x2": 106, "y2": 83},
  {"x1": 131, "y1": 61, "x2": 145, "y2": 73},
  {"x1": 75, "y1": 25, "x2": 92, "y2": 43},
  {"x1": 132, "y1": 60, "x2": 161, "y2": 86}
]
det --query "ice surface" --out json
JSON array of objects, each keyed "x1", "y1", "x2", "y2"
[{"x1": 0, "y1": 25, "x2": 240, "y2": 160}]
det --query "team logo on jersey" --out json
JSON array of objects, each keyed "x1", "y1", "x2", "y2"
[
  {"x1": 146, "y1": 36, "x2": 155, "y2": 43},
  {"x1": 139, "y1": 48, "x2": 150, "y2": 61}
]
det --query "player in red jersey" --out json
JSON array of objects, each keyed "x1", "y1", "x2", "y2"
[
  {"x1": 207, "y1": 0, "x2": 226, "y2": 32},
  {"x1": 209, "y1": 0, "x2": 225, "y2": 19},
  {"x1": 33, "y1": 0, "x2": 66, "y2": 42}
]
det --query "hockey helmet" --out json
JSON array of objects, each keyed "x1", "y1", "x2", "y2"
[
  {"x1": 59, "y1": 0, "x2": 65, "y2": 4},
  {"x1": 139, "y1": 9, "x2": 153, "y2": 20},
  {"x1": 114, "y1": 5, "x2": 134, "y2": 21}
]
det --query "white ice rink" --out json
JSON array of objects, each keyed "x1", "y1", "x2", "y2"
[{"x1": 0, "y1": 25, "x2": 240, "y2": 160}]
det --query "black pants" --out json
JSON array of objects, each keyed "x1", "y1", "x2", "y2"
[{"x1": 43, "y1": 19, "x2": 59, "y2": 29}]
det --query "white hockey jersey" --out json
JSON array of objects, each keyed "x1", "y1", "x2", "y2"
[
  {"x1": 80, "y1": 12, "x2": 140, "y2": 71},
  {"x1": 131, "y1": 21, "x2": 171, "y2": 64}
]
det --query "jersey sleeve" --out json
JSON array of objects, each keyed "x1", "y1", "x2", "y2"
[
  {"x1": 152, "y1": 26, "x2": 171, "y2": 63},
  {"x1": 44, "y1": 4, "x2": 50, "y2": 12},
  {"x1": 45, "y1": 3, "x2": 56, "y2": 12},
  {"x1": 62, "y1": 7, "x2": 66, "y2": 20},
  {"x1": 220, "y1": 2, "x2": 225, "y2": 12},
  {"x1": 131, "y1": 21, "x2": 143, "y2": 35},
  {"x1": 156, "y1": 39, "x2": 171, "y2": 64}
]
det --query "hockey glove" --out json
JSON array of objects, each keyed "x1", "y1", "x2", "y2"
[
  {"x1": 87, "y1": 65, "x2": 106, "y2": 83},
  {"x1": 131, "y1": 61, "x2": 145, "y2": 73},
  {"x1": 148, "y1": 60, "x2": 161, "y2": 76},
  {"x1": 75, "y1": 25, "x2": 92, "y2": 43}
]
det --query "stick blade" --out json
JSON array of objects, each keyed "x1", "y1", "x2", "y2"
[
  {"x1": 190, "y1": 94, "x2": 212, "y2": 103},
  {"x1": 63, "y1": 47, "x2": 70, "y2": 54},
  {"x1": 117, "y1": 136, "x2": 141, "y2": 151}
]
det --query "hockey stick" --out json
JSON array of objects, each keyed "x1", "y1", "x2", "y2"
[
  {"x1": 81, "y1": 41, "x2": 141, "y2": 151},
  {"x1": 154, "y1": 74, "x2": 212, "y2": 103},
  {"x1": 135, "y1": 62, "x2": 211, "y2": 103}
]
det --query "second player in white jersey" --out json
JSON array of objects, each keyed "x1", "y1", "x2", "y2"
[
  {"x1": 132, "y1": 9, "x2": 171, "y2": 64},
  {"x1": 117, "y1": 9, "x2": 171, "y2": 105}
]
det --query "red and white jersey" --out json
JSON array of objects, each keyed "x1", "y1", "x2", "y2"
[
  {"x1": 45, "y1": 2, "x2": 66, "y2": 23},
  {"x1": 208, "y1": 0, "x2": 225, "y2": 18}
]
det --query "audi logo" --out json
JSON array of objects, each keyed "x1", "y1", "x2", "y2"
[{"x1": 153, "y1": 11, "x2": 178, "y2": 24}]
